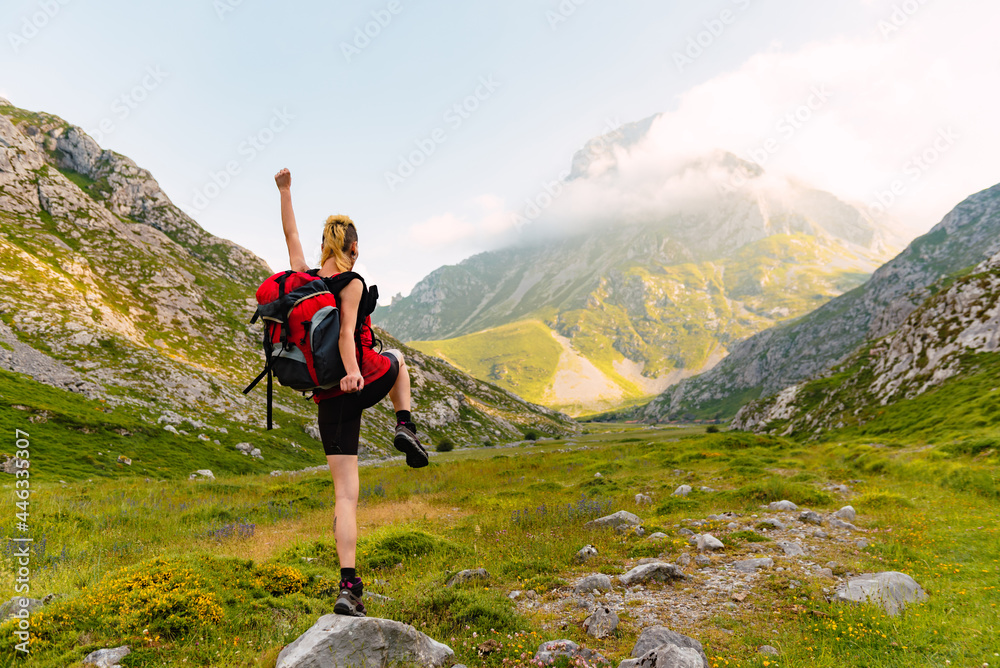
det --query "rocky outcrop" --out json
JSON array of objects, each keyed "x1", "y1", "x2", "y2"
[
  {"x1": 642, "y1": 182, "x2": 1000, "y2": 422},
  {"x1": 734, "y1": 249, "x2": 1000, "y2": 434},
  {"x1": 275, "y1": 615, "x2": 454, "y2": 668},
  {"x1": 833, "y1": 572, "x2": 927, "y2": 615}
]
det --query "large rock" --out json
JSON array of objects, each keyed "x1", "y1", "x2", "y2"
[
  {"x1": 628, "y1": 627, "x2": 709, "y2": 667},
  {"x1": 574, "y1": 574, "x2": 613, "y2": 594},
  {"x1": 618, "y1": 644, "x2": 704, "y2": 668},
  {"x1": 731, "y1": 558, "x2": 773, "y2": 573},
  {"x1": 619, "y1": 562, "x2": 687, "y2": 586},
  {"x1": 768, "y1": 500, "x2": 798, "y2": 512},
  {"x1": 535, "y1": 639, "x2": 609, "y2": 666},
  {"x1": 777, "y1": 541, "x2": 805, "y2": 557},
  {"x1": 447, "y1": 568, "x2": 489, "y2": 586},
  {"x1": 834, "y1": 506, "x2": 856, "y2": 521},
  {"x1": 574, "y1": 545, "x2": 599, "y2": 563},
  {"x1": 833, "y1": 572, "x2": 927, "y2": 615},
  {"x1": 672, "y1": 485, "x2": 692, "y2": 497},
  {"x1": 0, "y1": 596, "x2": 44, "y2": 620},
  {"x1": 275, "y1": 615, "x2": 454, "y2": 668},
  {"x1": 584, "y1": 605, "x2": 619, "y2": 639},
  {"x1": 696, "y1": 534, "x2": 723, "y2": 552},
  {"x1": 585, "y1": 510, "x2": 641, "y2": 530},
  {"x1": 82, "y1": 646, "x2": 130, "y2": 668},
  {"x1": 189, "y1": 469, "x2": 214, "y2": 480}
]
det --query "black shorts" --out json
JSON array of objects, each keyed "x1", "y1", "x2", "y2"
[{"x1": 318, "y1": 353, "x2": 400, "y2": 456}]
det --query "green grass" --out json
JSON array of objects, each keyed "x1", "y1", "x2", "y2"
[
  {"x1": 410, "y1": 320, "x2": 564, "y2": 407},
  {"x1": 0, "y1": 423, "x2": 996, "y2": 666}
]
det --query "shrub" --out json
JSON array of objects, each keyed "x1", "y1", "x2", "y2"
[
  {"x1": 706, "y1": 425, "x2": 720, "y2": 433},
  {"x1": 360, "y1": 528, "x2": 459, "y2": 570},
  {"x1": 436, "y1": 438, "x2": 455, "y2": 452},
  {"x1": 524, "y1": 430, "x2": 539, "y2": 441},
  {"x1": 255, "y1": 562, "x2": 307, "y2": 595}
]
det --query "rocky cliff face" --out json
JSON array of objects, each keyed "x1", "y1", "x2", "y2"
[
  {"x1": 378, "y1": 138, "x2": 896, "y2": 414},
  {"x1": 0, "y1": 100, "x2": 572, "y2": 450},
  {"x1": 732, "y1": 249, "x2": 1000, "y2": 435},
  {"x1": 638, "y1": 182, "x2": 1000, "y2": 422}
]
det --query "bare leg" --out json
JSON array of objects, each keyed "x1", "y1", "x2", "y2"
[
  {"x1": 388, "y1": 352, "x2": 411, "y2": 413},
  {"x1": 327, "y1": 454, "x2": 359, "y2": 569}
]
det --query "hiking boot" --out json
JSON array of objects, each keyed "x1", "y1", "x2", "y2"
[
  {"x1": 394, "y1": 422, "x2": 429, "y2": 468},
  {"x1": 334, "y1": 578, "x2": 366, "y2": 617}
]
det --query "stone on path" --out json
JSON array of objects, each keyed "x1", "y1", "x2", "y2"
[
  {"x1": 834, "y1": 506, "x2": 856, "y2": 521},
  {"x1": 447, "y1": 568, "x2": 489, "y2": 586},
  {"x1": 82, "y1": 646, "x2": 130, "y2": 668},
  {"x1": 275, "y1": 615, "x2": 454, "y2": 668},
  {"x1": 619, "y1": 562, "x2": 688, "y2": 586},
  {"x1": 584, "y1": 605, "x2": 619, "y2": 639},
  {"x1": 777, "y1": 541, "x2": 805, "y2": 557},
  {"x1": 829, "y1": 518, "x2": 858, "y2": 531},
  {"x1": 833, "y1": 572, "x2": 927, "y2": 616},
  {"x1": 620, "y1": 626, "x2": 709, "y2": 668},
  {"x1": 535, "y1": 640, "x2": 609, "y2": 666},
  {"x1": 696, "y1": 534, "x2": 723, "y2": 552},
  {"x1": 768, "y1": 500, "x2": 798, "y2": 511},
  {"x1": 574, "y1": 545, "x2": 599, "y2": 563},
  {"x1": 732, "y1": 558, "x2": 774, "y2": 573},
  {"x1": 586, "y1": 510, "x2": 641, "y2": 530},
  {"x1": 797, "y1": 510, "x2": 823, "y2": 525},
  {"x1": 672, "y1": 485, "x2": 692, "y2": 497},
  {"x1": 574, "y1": 574, "x2": 613, "y2": 594}
]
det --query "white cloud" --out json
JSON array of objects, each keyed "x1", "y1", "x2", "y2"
[{"x1": 391, "y1": 0, "x2": 1000, "y2": 295}]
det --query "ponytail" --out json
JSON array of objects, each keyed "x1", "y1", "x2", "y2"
[{"x1": 320, "y1": 215, "x2": 358, "y2": 272}]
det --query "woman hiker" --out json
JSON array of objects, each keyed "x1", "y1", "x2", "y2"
[{"x1": 275, "y1": 167, "x2": 429, "y2": 617}]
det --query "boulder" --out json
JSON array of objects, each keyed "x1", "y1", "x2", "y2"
[
  {"x1": 833, "y1": 572, "x2": 927, "y2": 616},
  {"x1": 672, "y1": 485, "x2": 692, "y2": 497},
  {"x1": 628, "y1": 627, "x2": 708, "y2": 665},
  {"x1": 619, "y1": 562, "x2": 687, "y2": 586},
  {"x1": 188, "y1": 469, "x2": 214, "y2": 481},
  {"x1": 758, "y1": 645, "x2": 779, "y2": 656},
  {"x1": 574, "y1": 574, "x2": 613, "y2": 594},
  {"x1": 276, "y1": 615, "x2": 454, "y2": 667},
  {"x1": 447, "y1": 568, "x2": 489, "y2": 587},
  {"x1": 757, "y1": 519, "x2": 786, "y2": 531},
  {"x1": 696, "y1": 534, "x2": 723, "y2": 552},
  {"x1": 618, "y1": 644, "x2": 704, "y2": 668},
  {"x1": 834, "y1": 506, "x2": 856, "y2": 522},
  {"x1": 82, "y1": 645, "x2": 130, "y2": 668},
  {"x1": 535, "y1": 639, "x2": 608, "y2": 666},
  {"x1": 829, "y1": 518, "x2": 858, "y2": 531},
  {"x1": 647, "y1": 532, "x2": 668, "y2": 541},
  {"x1": 731, "y1": 558, "x2": 773, "y2": 573},
  {"x1": 777, "y1": 541, "x2": 805, "y2": 557},
  {"x1": 0, "y1": 596, "x2": 44, "y2": 620},
  {"x1": 585, "y1": 511, "x2": 641, "y2": 530},
  {"x1": 584, "y1": 605, "x2": 619, "y2": 639},
  {"x1": 797, "y1": 511, "x2": 823, "y2": 525},
  {"x1": 574, "y1": 545, "x2": 599, "y2": 563},
  {"x1": 635, "y1": 493, "x2": 653, "y2": 505},
  {"x1": 116, "y1": 455, "x2": 131, "y2": 466},
  {"x1": 768, "y1": 500, "x2": 798, "y2": 512}
]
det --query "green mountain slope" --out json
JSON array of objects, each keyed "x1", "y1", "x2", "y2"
[
  {"x1": 639, "y1": 182, "x2": 1000, "y2": 422},
  {"x1": 731, "y1": 248, "x2": 1000, "y2": 440},
  {"x1": 378, "y1": 114, "x2": 901, "y2": 415},
  {"x1": 0, "y1": 99, "x2": 573, "y2": 472}
]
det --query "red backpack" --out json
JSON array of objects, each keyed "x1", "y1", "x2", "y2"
[{"x1": 243, "y1": 270, "x2": 366, "y2": 430}]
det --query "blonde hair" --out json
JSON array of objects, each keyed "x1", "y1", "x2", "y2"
[{"x1": 320, "y1": 215, "x2": 358, "y2": 272}]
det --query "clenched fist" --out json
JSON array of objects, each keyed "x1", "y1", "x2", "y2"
[{"x1": 275, "y1": 168, "x2": 291, "y2": 191}]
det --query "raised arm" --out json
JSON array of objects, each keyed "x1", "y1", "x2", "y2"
[{"x1": 275, "y1": 168, "x2": 309, "y2": 273}]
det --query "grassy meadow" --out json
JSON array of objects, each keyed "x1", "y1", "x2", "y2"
[{"x1": 0, "y1": 418, "x2": 997, "y2": 667}]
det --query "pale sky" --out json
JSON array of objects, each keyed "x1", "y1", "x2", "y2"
[{"x1": 3, "y1": 0, "x2": 999, "y2": 298}]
